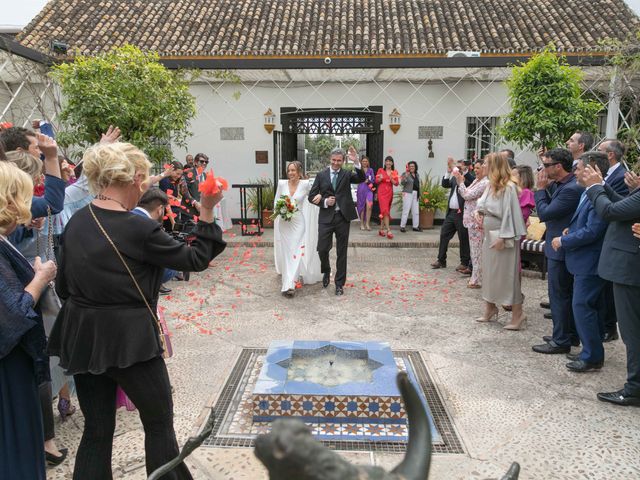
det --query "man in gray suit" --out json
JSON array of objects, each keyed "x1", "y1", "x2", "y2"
[{"x1": 583, "y1": 165, "x2": 640, "y2": 407}]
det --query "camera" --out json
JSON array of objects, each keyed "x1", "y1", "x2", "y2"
[{"x1": 324, "y1": 57, "x2": 332, "y2": 65}]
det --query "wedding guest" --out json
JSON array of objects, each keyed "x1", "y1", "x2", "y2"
[
  {"x1": 376, "y1": 156, "x2": 399, "y2": 239},
  {"x1": 513, "y1": 165, "x2": 536, "y2": 225},
  {"x1": 475, "y1": 152, "x2": 527, "y2": 330},
  {"x1": 454, "y1": 158, "x2": 489, "y2": 288},
  {"x1": 356, "y1": 156, "x2": 375, "y2": 231},
  {"x1": 551, "y1": 152, "x2": 609, "y2": 372},
  {"x1": 0, "y1": 162, "x2": 56, "y2": 479},
  {"x1": 274, "y1": 161, "x2": 322, "y2": 296},
  {"x1": 47, "y1": 142, "x2": 227, "y2": 478},
  {"x1": 532, "y1": 148, "x2": 583, "y2": 354},
  {"x1": 431, "y1": 157, "x2": 474, "y2": 271},
  {"x1": 583, "y1": 163, "x2": 640, "y2": 406},
  {"x1": 597, "y1": 139, "x2": 629, "y2": 343},
  {"x1": 566, "y1": 131, "x2": 594, "y2": 168},
  {"x1": 399, "y1": 161, "x2": 422, "y2": 232},
  {"x1": 159, "y1": 160, "x2": 200, "y2": 230}
]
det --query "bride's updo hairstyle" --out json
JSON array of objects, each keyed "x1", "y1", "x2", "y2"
[
  {"x1": 287, "y1": 161, "x2": 303, "y2": 177},
  {"x1": 83, "y1": 142, "x2": 151, "y2": 193}
]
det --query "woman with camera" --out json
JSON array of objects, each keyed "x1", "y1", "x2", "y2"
[{"x1": 47, "y1": 142, "x2": 227, "y2": 479}]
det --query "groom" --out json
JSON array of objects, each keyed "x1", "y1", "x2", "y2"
[{"x1": 308, "y1": 146, "x2": 365, "y2": 295}]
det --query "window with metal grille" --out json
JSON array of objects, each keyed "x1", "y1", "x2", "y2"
[{"x1": 465, "y1": 117, "x2": 499, "y2": 160}]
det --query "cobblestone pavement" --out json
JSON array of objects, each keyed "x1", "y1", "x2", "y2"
[{"x1": 48, "y1": 237, "x2": 640, "y2": 479}]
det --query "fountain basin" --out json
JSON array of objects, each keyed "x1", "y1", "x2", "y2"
[{"x1": 252, "y1": 341, "x2": 406, "y2": 425}]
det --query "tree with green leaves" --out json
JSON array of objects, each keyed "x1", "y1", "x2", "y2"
[
  {"x1": 499, "y1": 46, "x2": 602, "y2": 151},
  {"x1": 50, "y1": 44, "x2": 196, "y2": 164}
]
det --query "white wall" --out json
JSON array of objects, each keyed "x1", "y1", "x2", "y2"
[{"x1": 175, "y1": 79, "x2": 536, "y2": 219}]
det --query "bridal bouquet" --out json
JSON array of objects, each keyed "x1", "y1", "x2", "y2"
[{"x1": 270, "y1": 195, "x2": 298, "y2": 221}]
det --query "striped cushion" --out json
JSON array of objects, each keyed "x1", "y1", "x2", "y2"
[{"x1": 521, "y1": 239, "x2": 545, "y2": 253}]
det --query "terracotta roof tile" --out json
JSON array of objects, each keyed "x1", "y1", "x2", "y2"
[{"x1": 16, "y1": 0, "x2": 640, "y2": 58}]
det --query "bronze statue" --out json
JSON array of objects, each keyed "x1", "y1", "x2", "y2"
[{"x1": 147, "y1": 412, "x2": 215, "y2": 480}]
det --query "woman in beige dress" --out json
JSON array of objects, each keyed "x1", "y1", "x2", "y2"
[{"x1": 475, "y1": 152, "x2": 527, "y2": 330}]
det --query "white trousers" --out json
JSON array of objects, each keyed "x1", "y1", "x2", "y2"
[{"x1": 401, "y1": 191, "x2": 420, "y2": 228}]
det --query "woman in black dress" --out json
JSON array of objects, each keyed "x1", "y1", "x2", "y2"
[{"x1": 48, "y1": 142, "x2": 227, "y2": 479}]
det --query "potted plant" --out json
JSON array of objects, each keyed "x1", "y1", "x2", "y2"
[
  {"x1": 246, "y1": 178, "x2": 276, "y2": 228},
  {"x1": 418, "y1": 174, "x2": 448, "y2": 229}
]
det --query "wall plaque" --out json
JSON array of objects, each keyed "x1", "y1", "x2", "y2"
[
  {"x1": 220, "y1": 127, "x2": 245, "y2": 140},
  {"x1": 418, "y1": 126, "x2": 443, "y2": 139},
  {"x1": 255, "y1": 151, "x2": 268, "y2": 164}
]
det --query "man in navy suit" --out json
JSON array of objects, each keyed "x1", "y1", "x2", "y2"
[
  {"x1": 533, "y1": 148, "x2": 584, "y2": 354},
  {"x1": 551, "y1": 152, "x2": 609, "y2": 371},
  {"x1": 597, "y1": 139, "x2": 630, "y2": 342},
  {"x1": 308, "y1": 147, "x2": 365, "y2": 295},
  {"x1": 583, "y1": 164, "x2": 640, "y2": 407}
]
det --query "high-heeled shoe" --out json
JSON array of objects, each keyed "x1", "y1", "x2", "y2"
[
  {"x1": 46, "y1": 448, "x2": 68, "y2": 466},
  {"x1": 476, "y1": 307, "x2": 499, "y2": 322},
  {"x1": 58, "y1": 397, "x2": 76, "y2": 421},
  {"x1": 504, "y1": 315, "x2": 527, "y2": 331},
  {"x1": 379, "y1": 230, "x2": 386, "y2": 237}
]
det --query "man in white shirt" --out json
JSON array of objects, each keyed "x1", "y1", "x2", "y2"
[{"x1": 431, "y1": 156, "x2": 474, "y2": 272}]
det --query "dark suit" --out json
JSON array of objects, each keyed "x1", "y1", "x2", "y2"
[
  {"x1": 562, "y1": 193, "x2": 608, "y2": 363},
  {"x1": 601, "y1": 163, "x2": 629, "y2": 335},
  {"x1": 534, "y1": 173, "x2": 584, "y2": 347},
  {"x1": 131, "y1": 207, "x2": 177, "y2": 283},
  {"x1": 437, "y1": 171, "x2": 474, "y2": 267},
  {"x1": 587, "y1": 184, "x2": 640, "y2": 396},
  {"x1": 309, "y1": 166, "x2": 365, "y2": 287}
]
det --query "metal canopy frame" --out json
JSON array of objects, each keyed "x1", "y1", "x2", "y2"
[{"x1": 0, "y1": 36, "x2": 61, "y2": 128}]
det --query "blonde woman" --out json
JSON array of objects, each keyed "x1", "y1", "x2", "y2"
[
  {"x1": 475, "y1": 152, "x2": 527, "y2": 330},
  {"x1": 274, "y1": 161, "x2": 322, "y2": 296},
  {"x1": 47, "y1": 142, "x2": 227, "y2": 479},
  {"x1": 0, "y1": 162, "x2": 56, "y2": 479}
]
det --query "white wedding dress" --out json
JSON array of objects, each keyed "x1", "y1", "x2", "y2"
[{"x1": 274, "y1": 179, "x2": 323, "y2": 292}]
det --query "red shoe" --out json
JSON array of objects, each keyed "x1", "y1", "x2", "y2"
[
  {"x1": 387, "y1": 232, "x2": 394, "y2": 239},
  {"x1": 379, "y1": 230, "x2": 386, "y2": 237}
]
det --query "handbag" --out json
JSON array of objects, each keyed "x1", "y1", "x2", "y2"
[
  {"x1": 488, "y1": 229, "x2": 514, "y2": 249},
  {"x1": 89, "y1": 205, "x2": 173, "y2": 359},
  {"x1": 36, "y1": 207, "x2": 62, "y2": 336}
]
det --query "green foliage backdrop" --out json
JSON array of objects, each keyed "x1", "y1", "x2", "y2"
[
  {"x1": 499, "y1": 46, "x2": 601, "y2": 151},
  {"x1": 50, "y1": 45, "x2": 196, "y2": 163}
]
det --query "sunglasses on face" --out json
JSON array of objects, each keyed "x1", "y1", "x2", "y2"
[
  {"x1": 198, "y1": 159, "x2": 209, "y2": 164},
  {"x1": 541, "y1": 161, "x2": 559, "y2": 168}
]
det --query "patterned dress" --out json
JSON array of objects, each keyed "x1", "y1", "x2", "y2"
[{"x1": 458, "y1": 177, "x2": 489, "y2": 285}]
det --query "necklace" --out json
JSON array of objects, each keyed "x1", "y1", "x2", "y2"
[{"x1": 96, "y1": 194, "x2": 128, "y2": 211}]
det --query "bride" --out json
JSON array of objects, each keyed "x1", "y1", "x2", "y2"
[{"x1": 274, "y1": 161, "x2": 323, "y2": 296}]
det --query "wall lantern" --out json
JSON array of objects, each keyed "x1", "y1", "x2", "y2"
[
  {"x1": 389, "y1": 108, "x2": 401, "y2": 134},
  {"x1": 264, "y1": 108, "x2": 276, "y2": 134}
]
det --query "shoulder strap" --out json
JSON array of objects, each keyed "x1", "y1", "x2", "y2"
[{"x1": 89, "y1": 205, "x2": 166, "y2": 350}]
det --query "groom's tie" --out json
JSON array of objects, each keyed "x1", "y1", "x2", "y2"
[{"x1": 331, "y1": 169, "x2": 338, "y2": 190}]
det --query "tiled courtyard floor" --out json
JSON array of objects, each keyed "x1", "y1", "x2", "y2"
[{"x1": 48, "y1": 227, "x2": 640, "y2": 479}]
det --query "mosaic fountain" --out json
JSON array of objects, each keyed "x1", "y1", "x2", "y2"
[{"x1": 251, "y1": 340, "x2": 440, "y2": 442}]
